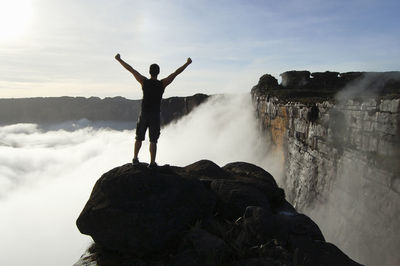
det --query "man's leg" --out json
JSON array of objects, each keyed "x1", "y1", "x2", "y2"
[
  {"x1": 148, "y1": 112, "x2": 160, "y2": 166},
  {"x1": 149, "y1": 142, "x2": 157, "y2": 165},
  {"x1": 134, "y1": 113, "x2": 147, "y2": 163},
  {"x1": 133, "y1": 140, "x2": 142, "y2": 160}
]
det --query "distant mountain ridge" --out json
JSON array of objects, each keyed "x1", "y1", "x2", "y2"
[{"x1": 0, "y1": 94, "x2": 209, "y2": 126}]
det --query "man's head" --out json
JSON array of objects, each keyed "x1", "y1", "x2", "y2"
[{"x1": 149, "y1": 64, "x2": 160, "y2": 77}]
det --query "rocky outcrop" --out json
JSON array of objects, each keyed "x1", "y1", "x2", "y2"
[
  {"x1": 253, "y1": 71, "x2": 400, "y2": 102},
  {"x1": 75, "y1": 160, "x2": 362, "y2": 266},
  {"x1": 252, "y1": 71, "x2": 400, "y2": 266},
  {"x1": 0, "y1": 94, "x2": 208, "y2": 126}
]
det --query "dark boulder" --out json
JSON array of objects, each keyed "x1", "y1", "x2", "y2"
[
  {"x1": 236, "y1": 206, "x2": 276, "y2": 247},
  {"x1": 223, "y1": 162, "x2": 285, "y2": 209},
  {"x1": 292, "y1": 240, "x2": 363, "y2": 266},
  {"x1": 257, "y1": 74, "x2": 279, "y2": 90},
  {"x1": 273, "y1": 199, "x2": 297, "y2": 214},
  {"x1": 311, "y1": 71, "x2": 340, "y2": 89},
  {"x1": 76, "y1": 163, "x2": 216, "y2": 256},
  {"x1": 274, "y1": 212, "x2": 325, "y2": 245},
  {"x1": 75, "y1": 160, "x2": 363, "y2": 266},
  {"x1": 184, "y1": 159, "x2": 230, "y2": 179},
  {"x1": 210, "y1": 179, "x2": 273, "y2": 220},
  {"x1": 233, "y1": 258, "x2": 279, "y2": 266},
  {"x1": 173, "y1": 228, "x2": 232, "y2": 265},
  {"x1": 223, "y1": 162, "x2": 278, "y2": 188},
  {"x1": 280, "y1": 71, "x2": 311, "y2": 88}
]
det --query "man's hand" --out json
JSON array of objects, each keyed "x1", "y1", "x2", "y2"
[
  {"x1": 115, "y1": 53, "x2": 121, "y2": 61},
  {"x1": 187, "y1": 57, "x2": 192, "y2": 64}
]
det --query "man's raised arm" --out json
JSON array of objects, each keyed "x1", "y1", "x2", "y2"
[
  {"x1": 162, "y1": 58, "x2": 192, "y2": 88},
  {"x1": 115, "y1": 53, "x2": 145, "y2": 85}
]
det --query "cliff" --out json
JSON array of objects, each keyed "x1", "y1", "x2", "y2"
[
  {"x1": 75, "y1": 160, "x2": 361, "y2": 266},
  {"x1": 0, "y1": 94, "x2": 208, "y2": 126},
  {"x1": 251, "y1": 71, "x2": 400, "y2": 266}
]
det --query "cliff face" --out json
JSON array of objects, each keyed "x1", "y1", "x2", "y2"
[
  {"x1": 252, "y1": 71, "x2": 400, "y2": 266},
  {"x1": 0, "y1": 94, "x2": 208, "y2": 126}
]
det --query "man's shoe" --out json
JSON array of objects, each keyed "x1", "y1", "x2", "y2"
[
  {"x1": 132, "y1": 158, "x2": 139, "y2": 166},
  {"x1": 147, "y1": 162, "x2": 158, "y2": 169}
]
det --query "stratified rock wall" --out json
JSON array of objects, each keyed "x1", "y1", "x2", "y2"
[{"x1": 252, "y1": 71, "x2": 400, "y2": 266}]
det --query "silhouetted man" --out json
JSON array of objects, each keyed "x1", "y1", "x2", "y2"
[{"x1": 115, "y1": 54, "x2": 192, "y2": 168}]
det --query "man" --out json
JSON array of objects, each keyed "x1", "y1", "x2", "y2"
[{"x1": 115, "y1": 53, "x2": 192, "y2": 168}]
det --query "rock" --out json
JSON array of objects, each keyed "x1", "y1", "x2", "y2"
[
  {"x1": 186, "y1": 229, "x2": 231, "y2": 258},
  {"x1": 292, "y1": 240, "x2": 363, "y2": 266},
  {"x1": 175, "y1": 228, "x2": 232, "y2": 264},
  {"x1": 237, "y1": 206, "x2": 325, "y2": 252},
  {"x1": 280, "y1": 71, "x2": 311, "y2": 88},
  {"x1": 160, "y1": 93, "x2": 208, "y2": 125},
  {"x1": 251, "y1": 71, "x2": 400, "y2": 104},
  {"x1": 184, "y1": 159, "x2": 230, "y2": 179},
  {"x1": 311, "y1": 71, "x2": 340, "y2": 90},
  {"x1": 185, "y1": 93, "x2": 210, "y2": 112},
  {"x1": 73, "y1": 250, "x2": 96, "y2": 266},
  {"x1": 274, "y1": 212, "x2": 325, "y2": 245},
  {"x1": 233, "y1": 258, "x2": 279, "y2": 266},
  {"x1": 274, "y1": 200, "x2": 297, "y2": 214},
  {"x1": 223, "y1": 162, "x2": 278, "y2": 187},
  {"x1": 236, "y1": 206, "x2": 275, "y2": 247},
  {"x1": 210, "y1": 179, "x2": 272, "y2": 220},
  {"x1": 76, "y1": 163, "x2": 216, "y2": 256},
  {"x1": 257, "y1": 74, "x2": 279, "y2": 90},
  {"x1": 339, "y1": 72, "x2": 364, "y2": 83},
  {"x1": 307, "y1": 104, "x2": 319, "y2": 122},
  {"x1": 0, "y1": 94, "x2": 209, "y2": 126},
  {"x1": 171, "y1": 249, "x2": 199, "y2": 266},
  {"x1": 75, "y1": 160, "x2": 363, "y2": 266},
  {"x1": 223, "y1": 162, "x2": 285, "y2": 209},
  {"x1": 252, "y1": 72, "x2": 399, "y2": 265}
]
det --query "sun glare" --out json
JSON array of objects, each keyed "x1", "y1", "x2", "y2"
[{"x1": 0, "y1": 0, "x2": 33, "y2": 42}]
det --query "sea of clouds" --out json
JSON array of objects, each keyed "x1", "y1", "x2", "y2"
[{"x1": 0, "y1": 94, "x2": 283, "y2": 266}]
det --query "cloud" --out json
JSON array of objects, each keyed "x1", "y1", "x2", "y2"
[{"x1": 0, "y1": 125, "x2": 135, "y2": 265}]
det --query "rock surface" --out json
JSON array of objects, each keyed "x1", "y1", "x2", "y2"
[
  {"x1": 251, "y1": 71, "x2": 400, "y2": 266},
  {"x1": 252, "y1": 70, "x2": 400, "y2": 102},
  {"x1": 76, "y1": 163, "x2": 216, "y2": 256},
  {"x1": 75, "y1": 160, "x2": 362, "y2": 266}
]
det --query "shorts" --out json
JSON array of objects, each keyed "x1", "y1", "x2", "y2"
[{"x1": 135, "y1": 111, "x2": 161, "y2": 143}]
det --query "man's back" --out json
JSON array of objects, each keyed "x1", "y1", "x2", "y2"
[{"x1": 141, "y1": 79, "x2": 165, "y2": 113}]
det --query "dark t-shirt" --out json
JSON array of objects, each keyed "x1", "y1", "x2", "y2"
[{"x1": 141, "y1": 78, "x2": 165, "y2": 113}]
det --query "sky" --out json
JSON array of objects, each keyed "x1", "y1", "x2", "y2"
[{"x1": 0, "y1": 0, "x2": 399, "y2": 99}]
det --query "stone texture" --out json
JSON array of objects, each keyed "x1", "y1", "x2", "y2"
[
  {"x1": 280, "y1": 70, "x2": 311, "y2": 88},
  {"x1": 252, "y1": 73, "x2": 400, "y2": 265},
  {"x1": 76, "y1": 163, "x2": 216, "y2": 256},
  {"x1": 75, "y1": 160, "x2": 361, "y2": 266}
]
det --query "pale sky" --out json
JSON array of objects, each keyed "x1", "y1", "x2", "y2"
[{"x1": 0, "y1": 0, "x2": 399, "y2": 99}]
